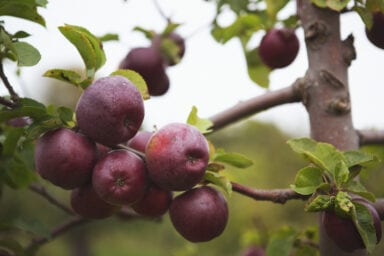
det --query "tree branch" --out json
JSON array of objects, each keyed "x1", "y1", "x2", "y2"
[
  {"x1": 29, "y1": 184, "x2": 74, "y2": 215},
  {"x1": 25, "y1": 216, "x2": 90, "y2": 255},
  {"x1": 0, "y1": 62, "x2": 19, "y2": 103},
  {"x1": 209, "y1": 81, "x2": 303, "y2": 131},
  {"x1": 0, "y1": 96, "x2": 17, "y2": 108},
  {"x1": 357, "y1": 129, "x2": 384, "y2": 146},
  {"x1": 231, "y1": 181, "x2": 308, "y2": 204}
]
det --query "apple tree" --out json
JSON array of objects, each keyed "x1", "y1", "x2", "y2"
[{"x1": 0, "y1": 0, "x2": 384, "y2": 255}]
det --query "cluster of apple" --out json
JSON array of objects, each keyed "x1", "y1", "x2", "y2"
[
  {"x1": 118, "y1": 32, "x2": 185, "y2": 96},
  {"x1": 34, "y1": 75, "x2": 228, "y2": 242}
]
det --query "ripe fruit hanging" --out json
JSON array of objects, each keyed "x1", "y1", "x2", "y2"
[
  {"x1": 151, "y1": 32, "x2": 186, "y2": 66},
  {"x1": 131, "y1": 184, "x2": 173, "y2": 217},
  {"x1": 366, "y1": 12, "x2": 384, "y2": 49},
  {"x1": 119, "y1": 47, "x2": 170, "y2": 96},
  {"x1": 34, "y1": 128, "x2": 98, "y2": 189},
  {"x1": 145, "y1": 122, "x2": 210, "y2": 191},
  {"x1": 75, "y1": 75, "x2": 145, "y2": 146},
  {"x1": 322, "y1": 200, "x2": 382, "y2": 252},
  {"x1": 127, "y1": 130, "x2": 153, "y2": 153},
  {"x1": 169, "y1": 186, "x2": 228, "y2": 242},
  {"x1": 258, "y1": 28, "x2": 299, "y2": 69},
  {"x1": 71, "y1": 183, "x2": 120, "y2": 219},
  {"x1": 92, "y1": 149, "x2": 148, "y2": 205}
]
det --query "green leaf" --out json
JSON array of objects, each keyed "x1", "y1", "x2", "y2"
[
  {"x1": 353, "y1": 6, "x2": 374, "y2": 29},
  {"x1": 352, "y1": 201, "x2": 378, "y2": 253},
  {"x1": 57, "y1": 106, "x2": 74, "y2": 124},
  {"x1": 291, "y1": 166, "x2": 324, "y2": 195},
  {"x1": 343, "y1": 150, "x2": 376, "y2": 168},
  {"x1": 327, "y1": 0, "x2": 351, "y2": 11},
  {"x1": 12, "y1": 41, "x2": 41, "y2": 66},
  {"x1": 311, "y1": 0, "x2": 327, "y2": 8},
  {"x1": 287, "y1": 138, "x2": 345, "y2": 172},
  {"x1": 43, "y1": 69, "x2": 83, "y2": 87},
  {"x1": 334, "y1": 161, "x2": 349, "y2": 187},
  {"x1": 12, "y1": 218, "x2": 51, "y2": 238},
  {"x1": 59, "y1": 24, "x2": 105, "y2": 79},
  {"x1": 186, "y1": 106, "x2": 213, "y2": 134},
  {"x1": 305, "y1": 194, "x2": 333, "y2": 212},
  {"x1": 203, "y1": 171, "x2": 232, "y2": 195},
  {"x1": 110, "y1": 69, "x2": 149, "y2": 100},
  {"x1": 2, "y1": 153, "x2": 37, "y2": 189},
  {"x1": 245, "y1": 47, "x2": 270, "y2": 88},
  {"x1": 345, "y1": 180, "x2": 376, "y2": 202},
  {"x1": 0, "y1": 97, "x2": 48, "y2": 123},
  {"x1": 162, "y1": 22, "x2": 181, "y2": 35},
  {"x1": 133, "y1": 26, "x2": 156, "y2": 39},
  {"x1": 13, "y1": 30, "x2": 30, "y2": 38},
  {"x1": 334, "y1": 191, "x2": 353, "y2": 216},
  {"x1": 266, "y1": 226, "x2": 298, "y2": 256},
  {"x1": 0, "y1": 0, "x2": 46, "y2": 26},
  {"x1": 266, "y1": 0, "x2": 290, "y2": 19},
  {"x1": 1, "y1": 127, "x2": 24, "y2": 156},
  {"x1": 98, "y1": 33, "x2": 119, "y2": 42},
  {"x1": 211, "y1": 14, "x2": 263, "y2": 44},
  {"x1": 213, "y1": 150, "x2": 253, "y2": 169}
]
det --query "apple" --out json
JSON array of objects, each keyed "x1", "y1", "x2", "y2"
[
  {"x1": 92, "y1": 149, "x2": 148, "y2": 205},
  {"x1": 169, "y1": 186, "x2": 228, "y2": 242},
  {"x1": 322, "y1": 199, "x2": 381, "y2": 252},
  {"x1": 119, "y1": 47, "x2": 169, "y2": 96},
  {"x1": 240, "y1": 246, "x2": 266, "y2": 256},
  {"x1": 70, "y1": 183, "x2": 120, "y2": 219},
  {"x1": 145, "y1": 122, "x2": 209, "y2": 191},
  {"x1": 126, "y1": 130, "x2": 153, "y2": 153},
  {"x1": 151, "y1": 32, "x2": 186, "y2": 66},
  {"x1": 34, "y1": 128, "x2": 98, "y2": 189},
  {"x1": 258, "y1": 28, "x2": 299, "y2": 69},
  {"x1": 366, "y1": 12, "x2": 384, "y2": 49},
  {"x1": 75, "y1": 75, "x2": 144, "y2": 147},
  {"x1": 131, "y1": 183, "x2": 173, "y2": 217}
]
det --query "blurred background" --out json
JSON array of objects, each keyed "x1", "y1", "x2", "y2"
[{"x1": 1, "y1": 0, "x2": 384, "y2": 255}]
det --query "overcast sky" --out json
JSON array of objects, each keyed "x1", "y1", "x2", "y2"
[{"x1": 2, "y1": 0, "x2": 383, "y2": 136}]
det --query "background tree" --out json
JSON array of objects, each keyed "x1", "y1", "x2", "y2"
[{"x1": 0, "y1": 0, "x2": 384, "y2": 256}]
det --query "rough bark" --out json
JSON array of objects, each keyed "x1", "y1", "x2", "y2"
[{"x1": 299, "y1": 1, "x2": 363, "y2": 255}]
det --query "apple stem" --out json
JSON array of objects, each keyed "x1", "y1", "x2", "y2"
[{"x1": 0, "y1": 61, "x2": 19, "y2": 104}]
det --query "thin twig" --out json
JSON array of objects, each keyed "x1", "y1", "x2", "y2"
[
  {"x1": 209, "y1": 80, "x2": 303, "y2": 131},
  {"x1": 25, "y1": 216, "x2": 90, "y2": 255},
  {"x1": 0, "y1": 62, "x2": 19, "y2": 103},
  {"x1": 29, "y1": 184, "x2": 74, "y2": 215},
  {"x1": 357, "y1": 129, "x2": 384, "y2": 146},
  {"x1": 153, "y1": 0, "x2": 171, "y2": 23},
  {"x1": 0, "y1": 96, "x2": 17, "y2": 108},
  {"x1": 231, "y1": 181, "x2": 308, "y2": 204}
]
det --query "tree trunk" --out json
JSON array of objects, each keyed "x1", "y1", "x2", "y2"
[{"x1": 299, "y1": 1, "x2": 364, "y2": 255}]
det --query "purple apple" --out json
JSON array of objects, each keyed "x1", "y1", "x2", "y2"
[
  {"x1": 92, "y1": 149, "x2": 148, "y2": 205},
  {"x1": 126, "y1": 130, "x2": 153, "y2": 153},
  {"x1": 151, "y1": 32, "x2": 186, "y2": 66},
  {"x1": 145, "y1": 122, "x2": 209, "y2": 191},
  {"x1": 75, "y1": 75, "x2": 145, "y2": 146},
  {"x1": 34, "y1": 128, "x2": 98, "y2": 189},
  {"x1": 169, "y1": 186, "x2": 228, "y2": 242},
  {"x1": 366, "y1": 12, "x2": 384, "y2": 49}
]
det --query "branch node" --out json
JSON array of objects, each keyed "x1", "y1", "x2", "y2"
[
  {"x1": 342, "y1": 34, "x2": 356, "y2": 66},
  {"x1": 319, "y1": 69, "x2": 345, "y2": 89},
  {"x1": 326, "y1": 97, "x2": 351, "y2": 115},
  {"x1": 305, "y1": 22, "x2": 328, "y2": 49}
]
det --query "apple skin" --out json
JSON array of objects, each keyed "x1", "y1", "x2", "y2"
[
  {"x1": 322, "y1": 200, "x2": 382, "y2": 252},
  {"x1": 75, "y1": 75, "x2": 144, "y2": 146},
  {"x1": 240, "y1": 246, "x2": 266, "y2": 256},
  {"x1": 34, "y1": 128, "x2": 98, "y2": 189},
  {"x1": 169, "y1": 186, "x2": 228, "y2": 242},
  {"x1": 366, "y1": 12, "x2": 384, "y2": 49},
  {"x1": 71, "y1": 183, "x2": 120, "y2": 219},
  {"x1": 92, "y1": 149, "x2": 148, "y2": 205},
  {"x1": 119, "y1": 47, "x2": 169, "y2": 96},
  {"x1": 126, "y1": 130, "x2": 153, "y2": 153},
  {"x1": 131, "y1": 183, "x2": 173, "y2": 217},
  {"x1": 145, "y1": 122, "x2": 209, "y2": 191},
  {"x1": 258, "y1": 28, "x2": 299, "y2": 69},
  {"x1": 151, "y1": 32, "x2": 186, "y2": 66}
]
